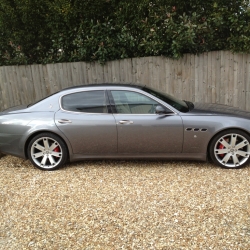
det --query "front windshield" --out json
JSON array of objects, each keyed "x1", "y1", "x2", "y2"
[{"x1": 142, "y1": 86, "x2": 189, "y2": 112}]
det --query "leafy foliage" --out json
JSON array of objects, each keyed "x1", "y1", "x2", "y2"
[{"x1": 0, "y1": 0, "x2": 250, "y2": 65}]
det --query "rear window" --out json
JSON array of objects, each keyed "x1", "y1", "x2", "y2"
[{"x1": 61, "y1": 91, "x2": 107, "y2": 113}]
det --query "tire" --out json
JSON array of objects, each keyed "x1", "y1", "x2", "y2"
[
  {"x1": 27, "y1": 133, "x2": 68, "y2": 170},
  {"x1": 209, "y1": 129, "x2": 250, "y2": 169}
]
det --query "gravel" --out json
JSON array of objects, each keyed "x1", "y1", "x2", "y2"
[{"x1": 0, "y1": 155, "x2": 249, "y2": 249}]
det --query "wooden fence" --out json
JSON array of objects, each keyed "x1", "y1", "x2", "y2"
[{"x1": 0, "y1": 51, "x2": 250, "y2": 111}]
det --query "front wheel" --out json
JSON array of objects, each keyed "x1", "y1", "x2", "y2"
[
  {"x1": 28, "y1": 133, "x2": 68, "y2": 170},
  {"x1": 209, "y1": 129, "x2": 250, "y2": 169}
]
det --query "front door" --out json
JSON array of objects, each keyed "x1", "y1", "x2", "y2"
[{"x1": 109, "y1": 90, "x2": 183, "y2": 154}]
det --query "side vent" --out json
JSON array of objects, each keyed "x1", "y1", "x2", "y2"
[{"x1": 185, "y1": 128, "x2": 208, "y2": 132}]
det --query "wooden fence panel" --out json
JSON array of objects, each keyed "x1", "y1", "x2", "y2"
[
  {"x1": 1, "y1": 51, "x2": 250, "y2": 111},
  {"x1": 1, "y1": 67, "x2": 9, "y2": 110}
]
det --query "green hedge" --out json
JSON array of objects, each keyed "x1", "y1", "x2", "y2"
[{"x1": 0, "y1": 0, "x2": 250, "y2": 66}]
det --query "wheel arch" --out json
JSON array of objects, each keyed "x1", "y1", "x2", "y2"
[{"x1": 24, "y1": 130, "x2": 70, "y2": 160}]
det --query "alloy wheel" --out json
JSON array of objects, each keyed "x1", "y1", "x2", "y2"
[
  {"x1": 30, "y1": 136, "x2": 64, "y2": 169},
  {"x1": 214, "y1": 133, "x2": 250, "y2": 168}
]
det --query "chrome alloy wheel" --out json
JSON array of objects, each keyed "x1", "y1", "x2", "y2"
[
  {"x1": 30, "y1": 137, "x2": 63, "y2": 169},
  {"x1": 214, "y1": 133, "x2": 250, "y2": 168}
]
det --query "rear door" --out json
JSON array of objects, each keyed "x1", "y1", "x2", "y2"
[{"x1": 55, "y1": 90, "x2": 117, "y2": 155}]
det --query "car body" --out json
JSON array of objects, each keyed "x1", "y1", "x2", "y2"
[{"x1": 0, "y1": 83, "x2": 250, "y2": 170}]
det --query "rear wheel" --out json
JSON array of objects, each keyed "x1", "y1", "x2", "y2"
[
  {"x1": 28, "y1": 133, "x2": 68, "y2": 170},
  {"x1": 209, "y1": 129, "x2": 250, "y2": 169}
]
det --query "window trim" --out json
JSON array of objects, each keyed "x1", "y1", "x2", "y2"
[
  {"x1": 107, "y1": 89, "x2": 177, "y2": 115},
  {"x1": 58, "y1": 88, "x2": 178, "y2": 115},
  {"x1": 107, "y1": 90, "x2": 118, "y2": 114},
  {"x1": 59, "y1": 90, "x2": 111, "y2": 114}
]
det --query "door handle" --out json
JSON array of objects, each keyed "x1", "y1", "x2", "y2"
[
  {"x1": 119, "y1": 120, "x2": 133, "y2": 124},
  {"x1": 58, "y1": 119, "x2": 72, "y2": 124}
]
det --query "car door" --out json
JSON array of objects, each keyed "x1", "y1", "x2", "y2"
[
  {"x1": 108, "y1": 90, "x2": 183, "y2": 154},
  {"x1": 55, "y1": 90, "x2": 117, "y2": 155}
]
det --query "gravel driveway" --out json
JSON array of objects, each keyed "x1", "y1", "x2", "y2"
[{"x1": 0, "y1": 155, "x2": 249, "y2": 249}]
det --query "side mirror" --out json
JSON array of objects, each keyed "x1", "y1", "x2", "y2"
[{"x1": 155, "y1": 105, "x2": 171, "y2": 115}]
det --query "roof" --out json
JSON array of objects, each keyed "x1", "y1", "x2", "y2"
[{"x1": 60, "y1": 83, "x2": 145, "y2": 92}]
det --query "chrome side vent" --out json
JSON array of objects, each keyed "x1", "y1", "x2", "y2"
[{"x1": 185, "y1": 128, "x2": 208, "y2": 132}]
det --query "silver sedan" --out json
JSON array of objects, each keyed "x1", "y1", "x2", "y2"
[{"x1": 0, "y1": 84, "x2": 250, "y2": 170}]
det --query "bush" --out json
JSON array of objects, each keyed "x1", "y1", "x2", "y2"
[{"x1": 0, "y1": 0, "x2": 250, "y2": 65}]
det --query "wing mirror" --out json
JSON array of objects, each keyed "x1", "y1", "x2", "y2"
[{"x1": 155, "y1": 105, "x2": 172, "y2": 115}]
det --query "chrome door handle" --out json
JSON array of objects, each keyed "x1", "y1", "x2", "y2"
[
  {"x1": 58, "y1": 119, "x2": 72, "y2": 124},
  {"x1": 119, "y1": 120, "x2": 133, "y2": 124}
]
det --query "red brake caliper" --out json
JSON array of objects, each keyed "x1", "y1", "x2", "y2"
[
  {"x1": 53, "y1": 146, "x2": 60, "y2": 153},
  {"x1": 218, "y1": 137, "x2": 229, "y2": 158},
  {"x1": 218, "y1": 143, "x2": 225, "y2": 158}
]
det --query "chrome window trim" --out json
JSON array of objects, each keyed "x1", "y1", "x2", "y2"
[
  {"x1": 112, "y1": 113, "x2": 176, "y2": 116},
  {"x1": 59, "y1": 90, "x2": 109, "y2": 115},
  {"x1": 109, "y1": 89, "x2": 178, "y2": 115},
  {"x1": 58, "y1": 86, "x2": 178, "y2": 115}
]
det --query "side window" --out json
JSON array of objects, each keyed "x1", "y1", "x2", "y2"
[
  {"x1": 111, "y1": 90, "x2": 161, "y2": 114},
  {"x1": 62, "y1": 91, "x2": 107, "y2": 113}
]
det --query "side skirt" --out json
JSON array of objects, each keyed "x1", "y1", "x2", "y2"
[{"x1": 70, "y1": 153, "x2": 207, "y2": 162}]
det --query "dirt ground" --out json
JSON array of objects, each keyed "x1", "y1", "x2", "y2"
[{"x1": 0, "y1": 155, "x2": 249, "y2": 249}]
